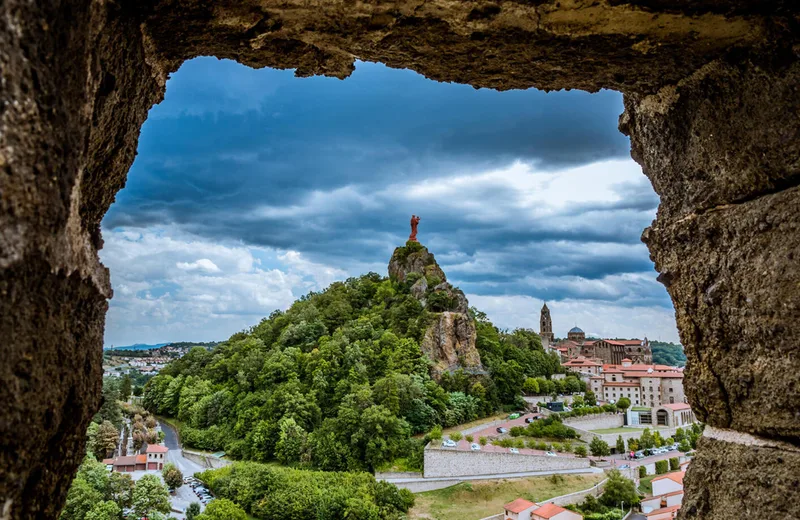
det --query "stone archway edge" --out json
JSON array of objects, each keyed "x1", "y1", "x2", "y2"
[
  {"x1": 703, "y1": 426, "x2": 800, "y2": 454},
  {"x1": 1, "y1": 1, "x2": 798, "y2": 518}
]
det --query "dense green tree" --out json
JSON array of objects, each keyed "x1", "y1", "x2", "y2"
[
  {"x1": 60, "y1": 478, "x2": 103, "y2": 520},
  {"x1": 584, "y1": 390, "x2": 597, "y2": 406},
  {"x1": 600, "y1": 470, "x2": 640, "y2": 508},
  {"x1": 92, "y1": 421, "x2": 119, "y2": 459},
  {"x1": 84, "y1": 501, "x2": 120, "y2": 520},
  {"x1": 616, "y1": 397, "x2": 630, "y2": 411},
  {"x1": 615, "y1": 435, "x2": 625, "y2": 454},
  {"x1": 275, "y1": 417, "x2": 308, "y2": 465},
  {"x1": 186, "y1": 502, "x2": 202, "y2": 520},
  {"x1": 119, "y1": 375, "x2": 132, "y2": 403},
  {"x1": 162, "y1": 462, "x2": 183, "y2": 490},
  {"x1": 106, "y1": 472, "x2": 134, "y2": 508},
  {"x1": 197, "y1": 498, "x2": 248, "y2": 520},
  {"x1": 131, "y1": 474, "x2": 171, "y2": 518},
  {"x1": 522, "y1": 378, "x2": 540, "y2": 395},
  {"x1": 95, "y1": 378, "x2": 123, "y2": 427},
  {"x1": 590, "y1": 437, "x2": 611, "y2": 457}
]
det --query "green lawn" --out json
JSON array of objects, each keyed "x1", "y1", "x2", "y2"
[
  {"x1": 590, "y1": 427, "x2": 642, "y2": 434},
  {"x1": 638, "y1": 474, "x2": 657, "y2": 495},
  {"x1": 409, "y1": 473, "x2": 605, "y2": 520}
]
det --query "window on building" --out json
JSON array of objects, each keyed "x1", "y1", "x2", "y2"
[
  {"x1": 669, "y1": 388, "x2": 673, "y2": 392},
  {"x1": 670, "y1": 397, "x2": 675, "y2": 404}
]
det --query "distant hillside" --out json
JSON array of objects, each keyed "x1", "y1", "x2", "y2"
[
  {"x1": 651, "y1": 341, "x2": 686, "y2": 367},
  {"x1": 104, "y1": 342, "x2": 168, "y2": 351},
  {"x1": 104, "y1": 341, "x2": 220, "y2": 352}
]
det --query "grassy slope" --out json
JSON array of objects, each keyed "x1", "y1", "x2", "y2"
[
  {"x1": 638, "y1": 474, "x2": 657, "y2": 495},
  {"x1": 409, "y1": 473, "x2": 605, "y2": 520}
]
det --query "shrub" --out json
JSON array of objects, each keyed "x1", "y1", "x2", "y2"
[
  {"x1": 429, "y1": 425, "x2": 443, "y2": 441},
  {"x1": 574, "y1": 445, "x2": 588, "y2": 457},
  {"x1": 655, "y1": 460, "x2": 668, "y2": 474},
  {"x1": 449, "y1": 432, "x2": 462, "y2": 442},
  {"x1": 465, "y1": 435, "x2": 474, "y2": 443},
  {"x1": 669, "y1": 457, "x2": 680, "y2": 471},
  {"x1": 536, "y1": 441, "x2": 547, "y2": 451},
  {"x1": 678, "y1": 440, "x2": 691, "y2": 452},
  {"x1": 590, "y1": 437, "x2": 611, "y2": 457},
  {"x1": 562, "y1": 442, "x2": 573, "y2": 453},
  {"x1": 479, "y1": 436, "x2": 487, "y2": 446},
  {"x1": 514, "y1": 439, "x2": 525, "y2": 449},
  {"x1": 510, "y1": 426, "x2": 525, "y2": 437},
  {"x1": 639, "y1": 466, "x2": 646, "y2": 478},
  {"x1": 553, "y1": 443, "x2": 563, "y2": 452}
]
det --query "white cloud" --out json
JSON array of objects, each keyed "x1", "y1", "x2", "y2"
[
  {"x1": 176, "y1": 258, "x2": 221, "y2": 273},
  {"x1": 99, "y1": 226, "x2": 346, "y2": 347}
]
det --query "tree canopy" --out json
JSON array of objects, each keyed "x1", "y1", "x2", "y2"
[{"x1": 143, "y1": 273, "x2": 563, "y2": 471}]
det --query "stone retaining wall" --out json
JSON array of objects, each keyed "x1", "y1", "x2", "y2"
[
  {"x1": 563, "y1": 413, "x2": 624, "y2": 431},
  {"x1": 423, "y1": 447, "x2": 590, "y2": 478},
  {"x1": 182, "y1": 450, "x2": 233, "y2": 470}
]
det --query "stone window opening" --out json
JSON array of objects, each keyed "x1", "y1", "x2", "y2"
[{"x1": 1, "y1": 3, "x2": 798, "y2": 519}]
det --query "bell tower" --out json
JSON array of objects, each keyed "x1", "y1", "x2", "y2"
[{"x1": 540, "y1": 303, "x2": 555, "y2": 348}]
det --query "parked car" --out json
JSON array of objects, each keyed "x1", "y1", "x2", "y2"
[
  {"x1": 509, "y1": 448, "x2": 519, "y2": 454},
  {"x1": 442, "y1": 439, "x2": 457, "y2": 448},
  {"x1": 544, "y1": 451, "x2": 557, "y2": 457},
  {"x1": 619, "y1": 464, "x2": 630, "y2": 469},
  {"x1": 634, "y1": 450, "x2": 645, "y2": 459},
  {"x1": 525, "y1": 417, "x2": 534, "y2": 423},
  {"x1": 670, "y1": 443, "x2": 679, "y2": 451},
  {"x1": 508, "y1": 413, "x2": 520, "y2": 420},
  {"x1": 496, "y1": 427, "x2": 508, "y2": 434},
  {"x1": 471, "y1": 443, "x2": 481, "y2": 451}
]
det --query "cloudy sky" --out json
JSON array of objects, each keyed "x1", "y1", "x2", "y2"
[{"x1": 100, "y1": 57, "x2": 679, "y2": 347}]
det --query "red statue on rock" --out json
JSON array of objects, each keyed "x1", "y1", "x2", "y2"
[{"x1": 409, "y1": 215, "x2": 421, "y2": 242}]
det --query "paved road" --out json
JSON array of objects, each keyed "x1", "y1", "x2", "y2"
[{"x1": 159, "y1": 420, "x2": 207, "y2": 519}]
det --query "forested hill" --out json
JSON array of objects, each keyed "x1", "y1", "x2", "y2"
[
  {"x1": 144, "y1": 242, "x2": 564, "y2": 472},
  {"x1": 651, "y1": 341, "x2": 687, "y2": 367}
]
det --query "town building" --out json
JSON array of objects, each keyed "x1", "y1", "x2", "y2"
[
  {"x1": 641, "y1": 469, "x2": 686, "y2": 519},
  {"x1": 540, "y1": 303, "x2": 555, "y2": 349},
  {"x1": 102, "y1": 443, "x2": 169, "y2": 473},
  {"x1": 584, "y1": 359, "x2": 688, "y2": 408},
  {"x1": 538, "y1": 304, "x2": 652, "y2": 365},
  {"x1": 503, "y1": 499, "x2": 583, "y2": 520}
]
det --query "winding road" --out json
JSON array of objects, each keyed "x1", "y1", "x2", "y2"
[{"x1": 158, "y1": 420, "x2": 207, "y2": 519}]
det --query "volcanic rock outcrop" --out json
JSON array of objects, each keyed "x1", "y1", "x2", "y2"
[{"x1": 389, "y1": 242, "x2": 484, "y2": 378}]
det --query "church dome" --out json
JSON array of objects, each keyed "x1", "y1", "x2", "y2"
[{"x1": 569, "y1": 326, "x2": 584, "y2": 334}]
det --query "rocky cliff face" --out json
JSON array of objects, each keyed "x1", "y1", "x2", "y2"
[{"x1": 389, "y1": 242, "x2": 484, "y2": 378}]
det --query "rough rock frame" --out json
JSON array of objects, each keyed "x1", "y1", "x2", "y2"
[{"x1": 1, "y1": 0, "x2": 798, "y2": 518}]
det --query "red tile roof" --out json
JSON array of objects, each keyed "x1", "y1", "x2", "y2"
[
  {"x1": 146, "y1": 444, "x2": 169, "y2": 453},
  {"x1": 504, "y1": 498, "x2": 536, "y2": 513},
  {"x1": 102, "y1": 458, "x2": 115, "y2": 465},
  {"x1": 112, "y1": 456, "x2": 138, "y2": 466},
  {"x1": 136, "y1": 454, "x2": 147, "y2": 464},
  {"x1": 645, "y1": 504, "x2": 681, "y2": 517},
  {"x1": 532, "y1": 503, "x2": 570, "y2": 518},
  {"x1": 652, "y1": 471, "x2": 685, "y2": 486}
]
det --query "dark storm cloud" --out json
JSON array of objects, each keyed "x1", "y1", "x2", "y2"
[{"x1": 103, "y1": 57, "x2": 671, "y2": 312}]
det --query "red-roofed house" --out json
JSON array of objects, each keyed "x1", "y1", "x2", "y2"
[
  {"x1": 504, "y1": 498, "x2": 537, "y2": 519},
  {"x1": 644, "y1": 504, "x2": 681, "y2": 519},
  {"x1": 641, "y1": 490, "x2": 684, "y2": 512},
  {"x1": 145, "y1": 443, "x2": 169, "y2": 470},
  {"x1": 530, "y1": 503, "x2": 583, "y2": 520},
  {"x1": 651, "y1": 471, "x2": 685, "y2": 496}
]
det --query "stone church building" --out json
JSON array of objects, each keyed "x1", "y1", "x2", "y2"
[{"x1": 539, "y1": 304, "x2": 653, "y2": 364}]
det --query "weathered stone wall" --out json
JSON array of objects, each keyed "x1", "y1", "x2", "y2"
[
  {"x1": 182, "y1": 450, "x2": 233, "y2": 470},
  {"x1": 563, "y1": 413, "x2": 624, "y2": 431},
  {"x1": 1, "y1": 0, "x2": 798, "y2": 517},
  {"x1": 423, "y1": 447, "x2": 591, "y2": 478}
]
